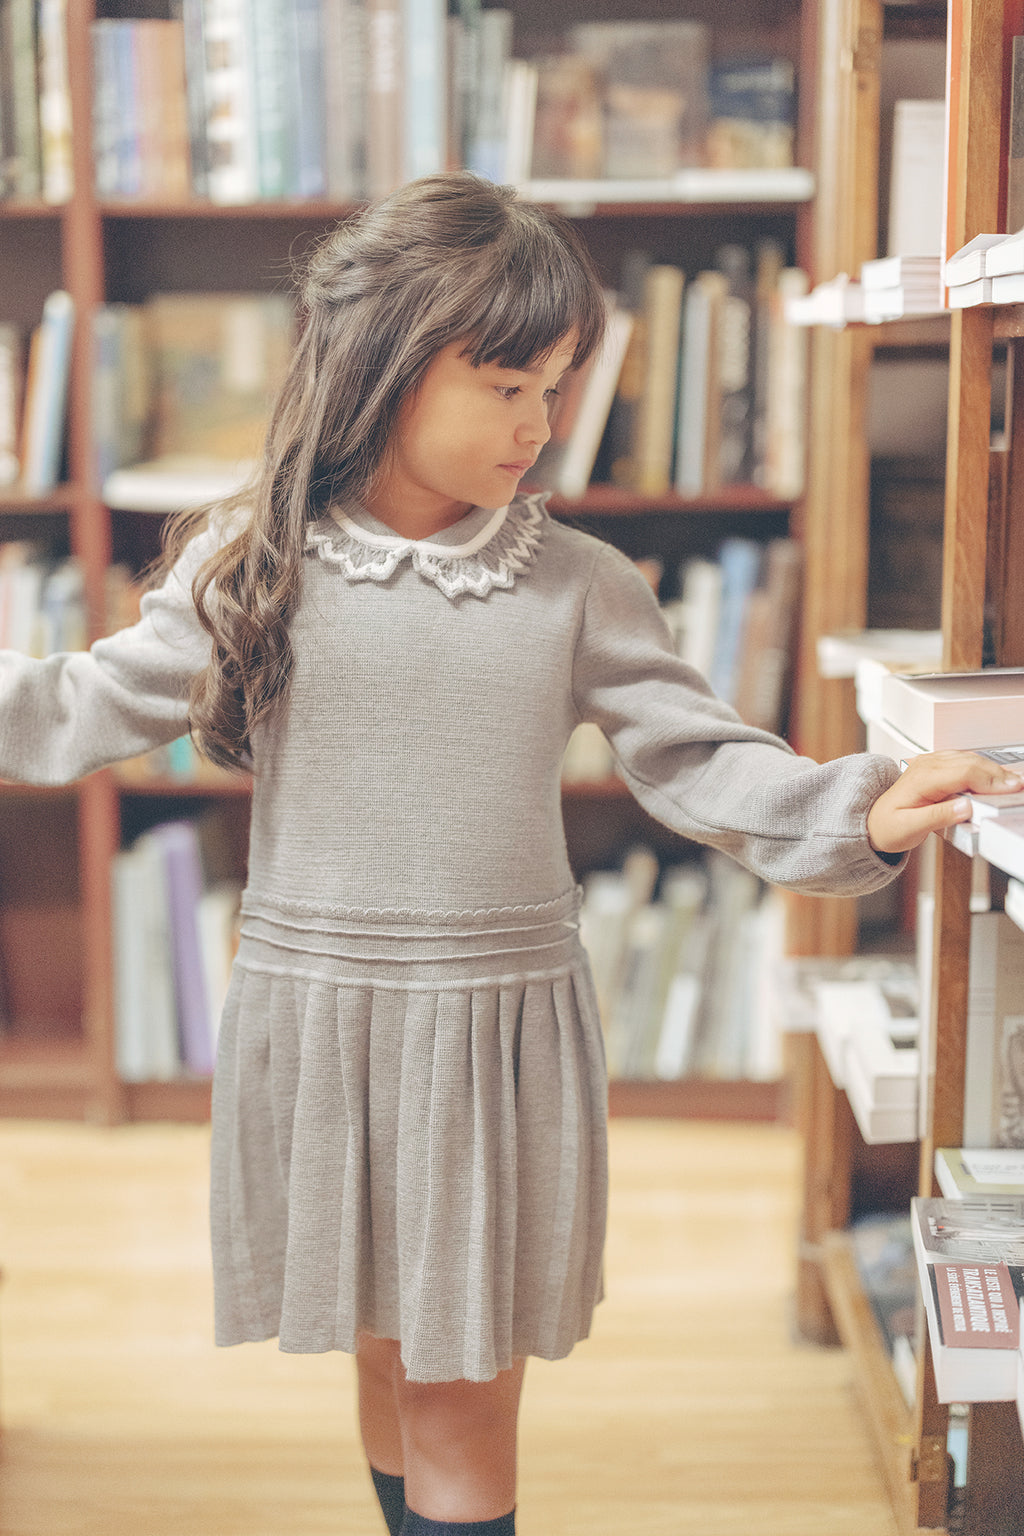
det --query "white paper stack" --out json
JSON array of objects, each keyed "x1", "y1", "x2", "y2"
[
  {"x1": 860, "y1": 254, "x2": 944, "y2": 320},
  {"x1": 814, "y1": 976, "x2": 919, "y2": 1143}
]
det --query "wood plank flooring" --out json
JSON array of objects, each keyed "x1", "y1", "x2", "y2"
[{"x1": 0, "y1": 1118, "x2": 899, "y2": 1536}]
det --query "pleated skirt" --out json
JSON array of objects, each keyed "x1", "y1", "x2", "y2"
[{"x1": 209, "y1": 888, "x2": 608, "y2": 1383}]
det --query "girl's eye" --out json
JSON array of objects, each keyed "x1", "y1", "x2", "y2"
[
  {"x1": 496, "y1": 385, "x2": 521, "y2": 400},
  {"x1": 544, "y1": 388, "x2": 561, "y2": 402}
]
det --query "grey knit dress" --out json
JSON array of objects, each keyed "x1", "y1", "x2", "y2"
[{"x1": 0, "y1": 494, "x2": 904, "y2": 1382}]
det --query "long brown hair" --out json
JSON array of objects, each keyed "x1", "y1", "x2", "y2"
[{"x1": 161, "y1": 173, "x2": 606, "y2": 770}]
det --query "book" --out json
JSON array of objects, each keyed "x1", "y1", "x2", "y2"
[
  {"x1": 570, "y1": 20, "x2": 709, "y2": 178},
  {"x1": 707, "y1": 536, "x2": 762, "y2": 706},
  {"x1": 248, "y1": 0, "x2": 291, "y2": 200},
  {"x1": 91, "y1": 303, "x2": 150, "y2": 488},
  {"x1": 143, "y1": 291, "x2": 294, "y2": 462},
  {"x1": 102, "y1": 455, "x2": 255, "y2": 513},
  {"x1": 199, "y1": 0, "x2": 259, "y2": 204},
  {"x1": 714, "y1": 245, "x2": 754, "y2": 486},
  {"x1": 6, "y1": 0, "x2": 41, "y2": 199},
  {"x1": 112, "y1": 837, "x2": 180, "y2": 1082},
  {"x1": 19, "y1": 289, "x2": 73, "y2": 495},
  {"x1": 288, "y1": 0, "x2": 328, "y2": 197},
  {"x1": 365, "y1": 0, "x2": 404, "y2": 196},
  {"x1": 947, "y1": 276, "x2": 994, "y2": 308},
  {"x1": 985, "y1": 225, "x2": 1024, "y2": 277},
  {"x1": 630, "y1": 263, "x2": 685, "y2": 495},
  {"x1": 963, "y1": 911, "x2": 1024, "y2": 1150},
  {"x1": 848, "y1": 1212, "x2": 918, "y2": 1407},
  {"x1": 464, "y1": 6, "x2": 511, "y2": 183},
  {"x1": 147, "y1": 820, "x2": 215, "y2": 1076},
  {"x1": 936, "y1": 1148, "x2": 1024, "y2": 1198},
  {"x1": 911, "y1": 1196, "x2": 1024, "y2": 1401},
  {"x1": 322, "y1": 0, "x2": 367, "y2": 200},
  {"x1": 0, "y1": 321, "x2": 22, "y2": 485},
  {"x1": 175, "y1": 0, "x2": 209, "y2": 198},
  {"x1": 706, "y1": 57, "x2": 795, "y2": 171},
  {"x1": 402, "y1": 0, "x2": 447, "y2": 182},
  {"x1": 760, "y1": 267, "x2": 808, "y2": 498},
  {"x1": 732, "y1": 537, "x2": 802, "y2": 734},
  {"x1": 528, "y1": 52, "x2": 603, "y2": 180},
  {"x1": 1009, "y1": 36, "x2": 1024, "y2": 235},
  {"x1": 674, "y1": 270, "x2": 727, "y2": 497},
  {"x1": 943, "y1": 234, "x2": 1003, "y2": 286},
  {"x1": 533, "y1": 293, "x2": 633, "y2": 500},
  {"x1": 879, "y1": 667, "x2": 1024, "y2": 751},
  {"x1": 37, "y1": 0, "x2": 72, "y2": 203},
  {"x1": 990, "y1": 273, "x2": 1024, "y2": 304},
  {"x1": 887, "y1": 99, "x2": 947, "y2": 258},
  {"x1": 674, "y1": 556, "x2": 722, "y2": 681}
]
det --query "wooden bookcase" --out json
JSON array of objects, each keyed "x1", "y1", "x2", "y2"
[
  {"x1": 0, "y1": 0, "x2": 817, "y2": 1124},
  {"x1": 789, "y1": 0, "x2": 1024, "y2": 1529}
]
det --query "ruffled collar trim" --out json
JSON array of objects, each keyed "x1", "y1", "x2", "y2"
[{"x1": 304, "y1": 494, "x2": 547, "y2": 600}]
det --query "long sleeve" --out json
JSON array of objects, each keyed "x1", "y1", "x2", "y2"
[
  {"x1": 571, "y1": 541, "x2": 905, "y2": 896},
  {"x1": 0, "y1": 527, "x2": 218, "y2": 786}
]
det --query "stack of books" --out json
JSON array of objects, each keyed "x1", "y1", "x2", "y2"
[
  {"x1": 943, "y1": 226, "x2": 1024, "y2": 307},
  {"x1": 859, "y1": 254, "x2": 944, "y2": 322},
  {"x1": 911, "y1": 1196, "x2": 1024, "y2": 1404}
]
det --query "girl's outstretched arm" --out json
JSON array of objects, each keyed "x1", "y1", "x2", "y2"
[
  {"x1": 866, "y1": 751, "x2": 1024, "y2": 853},
  {"x1": 0, "y1": 525, "x2": 218, "y2": 786}
]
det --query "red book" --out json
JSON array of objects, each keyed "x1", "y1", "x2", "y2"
[{"x1": 933, "y1": 1261, "x2": 1020, "y2": 1349}]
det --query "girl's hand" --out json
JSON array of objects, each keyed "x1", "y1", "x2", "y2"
[{"x1": 866, "y1": 751, "x2": 1024, "y2": 854}]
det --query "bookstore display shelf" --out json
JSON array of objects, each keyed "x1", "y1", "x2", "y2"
[
  {"x1": 0, "y1": 487, "x2": 78, "y2": 513},
  {"x1": 0, "y1": 201, "x2": 64, "y2": 221},
  {"x1": 820, "y1": 1232, "x2": 941, "y2": 1536},
  {"x1": 608, "y1": 1076, "x2": 782, "y2": 1121},
  {"x1": 0, "y1": 1037, "x2": 96, "y2": 1119},
  {"x1": 546, "y1": 486, "x2": 794, "y2": 517},
  {"x1": 98, "y1": 1075, "x2": 783, "y2": 1127}
]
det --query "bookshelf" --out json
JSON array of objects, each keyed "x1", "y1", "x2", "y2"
[
  {"x1": 790, "y1": 0, "x2": 1024, "y2": 1529},
  {"x1": 0, "y1": 0, "x2": 818, "y2": 1124}
]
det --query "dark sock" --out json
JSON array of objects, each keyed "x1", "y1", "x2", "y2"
[
  {"x1": 370, "y1": 1466, "x2": 407, "y2": 1536},
  {"x1": 400, "y1": 1509, "x2": 515, "y2": 1536}
]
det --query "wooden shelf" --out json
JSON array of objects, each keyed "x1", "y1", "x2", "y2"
[
  {"x1": 0, "y1": 199, "x2": 65, "y2": 219},
  {"x1": 608, "y1": 1076, "x2": 782, "y2": 1121},
  {"x1": 116, "y1": 771, "x2": 253, "y2": 799},
  {"x1": 545, "y1": 484, "x2": 794, "y2": 516},
  {"x1": 821, "y1": 1233, "x2": 944, "y2": 1536},
  {"x1": 0, "y1": 1037, "x2": 95, "y2": 1118},
  {"x1": 97, "y1": 197, "x2": 359, "y2": 220},
  {"x1": 0, "y1": 485, "x2": 78, "y2": 512}
]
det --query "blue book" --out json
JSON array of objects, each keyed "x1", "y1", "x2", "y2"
[
  {"x1": 403, "y1": 0, "x2": 447, "y2": 181},
  {"x1": 21, "y1": 290, "x2": 74, "y2": 496},
  {"x1": 708, "y1": 537, "x2": 763, "y2": 707},
  {"x1": 289, "y1": 0, "x2": 327, "y2": 198},
  {"x1": 249, "y1": 0, "x2": 292, "y2": 198}
]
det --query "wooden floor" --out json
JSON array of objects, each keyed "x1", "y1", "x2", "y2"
[{"x1": 0, "y1": 1117, "x2": 899, "y2": 1536}]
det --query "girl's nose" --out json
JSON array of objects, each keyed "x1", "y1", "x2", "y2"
[{"x1": 517, "y1": 396, "x2": 552, "y2": 448}]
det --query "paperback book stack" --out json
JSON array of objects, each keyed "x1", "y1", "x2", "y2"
[
  {"x1": 859, "y1": 254, "x2": 944, "y2": 322},
  {"x1": 911, "y1": 1196, "x2": 1024, "y2": 1403},
  {"x1": 942, "y1": 227, "x2": 1024, "y2": 308}
]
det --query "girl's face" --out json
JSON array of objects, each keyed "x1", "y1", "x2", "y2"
[{"x1": 366, "y1": 334, "x2": 577, "y2": 533}]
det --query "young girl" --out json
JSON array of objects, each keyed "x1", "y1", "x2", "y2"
[{"x1": 0, "y1": 172, "x2": 1019, "y2": 1536}]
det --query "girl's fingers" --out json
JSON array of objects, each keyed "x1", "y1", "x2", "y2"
[{"x1": 901, "y1": 751, "x2": 1023, "y2": 802}]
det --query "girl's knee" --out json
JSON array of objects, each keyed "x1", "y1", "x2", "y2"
[{"x1": 356, "y1": 1331, "x2": 403, "y2": 1389}]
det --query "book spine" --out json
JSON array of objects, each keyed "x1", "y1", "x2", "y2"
[
  {"x1": 366, "y1": 0, "x2": 403, "y2": 199},
  {"x1": 465, "y1": 7, "x2": 512, "y2": 181},
  {"x1": 37, "y1": 0, "x2": 72, "y2": 203},
  {"x1": 402, "y1": 0, "x2": 447, "y2": 181},
  {"x1": 249, "y1": 0, "x2": 291, "y2": 199},
  {"x1": 174, "y1": 0, "x2": 209, "y2": 199},
  {"x1": 1008, "y1": 36, "x2": 1024, "y2": 234},
  {"x1": 322, "y1": 0, "x2": 367, "y2": 200},
  {"x1": 8, "y1": 0, "x2": 40, "y2": 198},
  {"x1": 0, "y1": 322, "x2": 22, "y2": 486},
  {"x1": 155, "y1": 821, "x2": 215, "y2": 1077},
  {"x1": 288, "y1": 0, "x2": 327, "y2": 198},
  {"x1": 19, "y1": 289, "x2": 73, "y2": 495},
  {"x1": 200, "y1": 0, "x2": 259, "y2": 204},
  {"x1": 154, "y1": 20, "x2": 192, "y2": 202}
]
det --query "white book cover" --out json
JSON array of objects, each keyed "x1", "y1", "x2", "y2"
[
  {"x1": 887, "y1": 100, "x2": 946, "y2": 258},
  {"x1": 947, "y1": 276, "x2": 994, "y2": 309},
  {"x1": 991, "y1": 273, "x2": 1024, "y2": 305},
  {"x1": 201, "y1": 0, "x2": 259, "y2": 203},
  {"x1": 554, "y1": 300, "x2": 633, "y2": 499},
  {"x1": 943, "y1": 233, "x2": 1003, "y2": 286},
  {"x1": 963, "y1": 912, "x2": 1024, "y2": 1149},
  {"x1": 879, "y1": 668, "x2": 1024, "y2": 751},
  {"x1": 844, "y1": 1047, "x2": 918, "y2": 1143},
  {"x1": 985, "y1": 227, "x2": 1024, "y2": 277}
]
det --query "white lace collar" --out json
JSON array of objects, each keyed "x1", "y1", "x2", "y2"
[{"x1": 304, "y1": 494, "x2": 547, "y2": 600}]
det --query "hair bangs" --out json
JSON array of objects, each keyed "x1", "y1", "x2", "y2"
[{"x1": 462, "y1": 227, "x2": 605, "y2": 374}]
